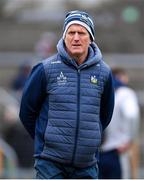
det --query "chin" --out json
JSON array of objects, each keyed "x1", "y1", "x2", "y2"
[{"x1": 71, "y1": 51, "x2": 82, "y2": 55}]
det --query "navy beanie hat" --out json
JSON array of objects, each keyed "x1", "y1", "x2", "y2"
[{"x1": 63, "y1": 10, "x2": 95, "y2": 41}]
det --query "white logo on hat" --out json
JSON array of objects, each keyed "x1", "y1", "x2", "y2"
[{"x1": 80, "y1": 15, "x2": 89, "y2": 23}]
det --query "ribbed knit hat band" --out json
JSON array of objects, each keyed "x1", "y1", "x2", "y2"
[{"x1": 63, "y1": 10, "x2": 95, "y2": 41}]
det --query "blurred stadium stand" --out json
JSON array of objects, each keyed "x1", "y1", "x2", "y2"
[{"x1": 0, "y1": 0, "x2": 143, "y2": 53}]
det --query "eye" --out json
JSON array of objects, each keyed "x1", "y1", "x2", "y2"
[
  {"x1": 79, "y1": 32, "x2": 85, "y2": 35},
  {"x1": 68, "y1": 31, "x2": 75, "y2": 35}
]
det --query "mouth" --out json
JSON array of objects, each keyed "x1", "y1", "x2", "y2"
[{"x1": 72, "y1": 44, "x2": 81, "y2": 47}]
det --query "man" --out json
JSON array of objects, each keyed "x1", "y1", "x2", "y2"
[
  {"x1": 19, "y1": 10, "x2": 114, "y2": 179},
  {"x1": 99, "y1": 68, "x2": 140, "y2": 179}
]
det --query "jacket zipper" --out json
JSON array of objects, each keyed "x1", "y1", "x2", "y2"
[{"x1": 72, "y1": 68, "x2": 81, "y2": 165}]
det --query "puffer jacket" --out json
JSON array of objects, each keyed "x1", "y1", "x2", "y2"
[{"x1": 19, "y1": 39, "x2": 114, "y2": 168}]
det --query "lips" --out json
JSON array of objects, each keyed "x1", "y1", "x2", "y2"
[{"x1": 72, "y1": 44, "x2": 81, "y2": 46}]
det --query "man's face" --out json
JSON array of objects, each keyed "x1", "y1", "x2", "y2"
[{"x1": 64, "y1": 24, "x2": 91, "y2": 60}]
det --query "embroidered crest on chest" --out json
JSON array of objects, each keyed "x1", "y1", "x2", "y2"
[
  {"x1": 90, "y1": 75, "x2": 98, "y2": 84},
  {"x1": 57, "y1": 72, "x2": 67, "y2": 85}
]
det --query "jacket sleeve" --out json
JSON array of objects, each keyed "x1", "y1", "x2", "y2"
[
  {"x1": 100, "y1": 70, "x2": 115, "y2": 130},
  {"x1": 19, "y1": 63, "x2": 47, "y2": 139}
]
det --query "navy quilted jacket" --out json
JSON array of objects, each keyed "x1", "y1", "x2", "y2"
[{"x1": 19, "y1": 39, "x2": 114, "y2": 168}]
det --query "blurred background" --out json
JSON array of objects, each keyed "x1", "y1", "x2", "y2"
[{"x1": 0, "y1": 0, "x2": 144, "y2": 178}]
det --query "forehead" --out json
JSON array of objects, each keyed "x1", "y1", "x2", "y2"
[{"x1": 67, "y1": 24, "x2": 88, "y2": 32}]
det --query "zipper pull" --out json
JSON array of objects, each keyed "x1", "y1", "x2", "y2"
[{"x1": 78, "y1": 69, "x2": 80, "y2": 73}]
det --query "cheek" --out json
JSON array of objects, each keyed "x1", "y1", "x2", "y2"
[
  {"x1": 65, "y1": 40, "x2": 70, "y2": 49},
  {"x1": 65, "y1": 37, "x2": 70, "y2": 45},
  {"x1": 83, "y1": 37, "x2": 91, "y2": 44},
  {"x1": 84, "y1": 40, "x2": 91, "y2": 48},
  {"x1": 64, "y1": 39, "x2": 72, "y2": 53}
]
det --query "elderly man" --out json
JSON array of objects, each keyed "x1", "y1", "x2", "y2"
[{"x1": 19, "y1": 10, "x2": 114, "y2": 179}]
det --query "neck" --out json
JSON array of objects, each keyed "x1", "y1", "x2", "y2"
[
  {"x1": 74, "y1": 56, "x2": 85, "y2": 65},
  {"x1": 71, "y1": 51, "x2": 88, "y2": 65}
]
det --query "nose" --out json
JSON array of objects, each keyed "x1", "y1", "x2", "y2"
[{"x1": 73, "y1": 32, "x2": 80, "y2": 41}]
